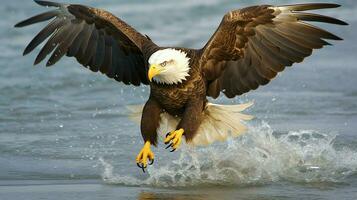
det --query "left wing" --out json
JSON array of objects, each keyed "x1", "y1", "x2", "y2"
[{"x1": 201, "y1": 4, "x2": 348, "y2": 98}]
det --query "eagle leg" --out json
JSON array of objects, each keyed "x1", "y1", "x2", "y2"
[
  {"x1": 136, "y1": 141, "x2": 154, "y2": 173},
  {"x1": 164, "y1": 128, "x2": 185, "y2": 152}
]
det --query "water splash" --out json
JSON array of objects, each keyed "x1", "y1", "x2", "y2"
[{"x1": 100, "y1": 122, "x2": 357, "y2": 187}]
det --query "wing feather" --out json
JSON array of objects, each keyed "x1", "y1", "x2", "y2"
[
  {"x1": 14, "y1": 10, "x2": 59, "y2": 28},
  {"x1": 67, "y1": 23, "x2": 91, "y2": 57},
  {"x1": 47, "y1": 20, "x2": 84, "y2": 66},
  {"x1": 23, "y1": 18, "x2": 64, "y2": 55},
  {"x1": 35, "y1": 22, "x2": 72, "y2": 65},
  {"x1": 15, "y1": 0, "x2": 157, "y2": 86},
  {"x1": 202, "y1": 3, "x2": 347, "y2": 98}
]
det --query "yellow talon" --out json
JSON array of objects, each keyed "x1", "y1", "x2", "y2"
[
  {"x1": 136, "y1": 141, "x2": 154, "y2": 172},
  {"x1": 164, "y1": 128, "x2": 184, "y2": 151}
]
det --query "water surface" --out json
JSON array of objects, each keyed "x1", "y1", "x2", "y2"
[{"x1": 1, "y1": 0, "x2": 357, "y2": 199}]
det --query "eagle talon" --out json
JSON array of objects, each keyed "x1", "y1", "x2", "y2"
[
  {"x1": 164, "y1": 128, "x2": 184, "y2": 152},
  {"x1": 136, "y1": 163, "x2": 146, "y2": 173},
  {"x1": 165, "y1": 143, "x2": 173, "y2": 149},
  {"x1": 141, "y1": 166, "x2": 146, "y2": 173},
  {"x1": 148, "y1": 159, "x2": 154, "y2": 165},
  {"x1": 136, "y1": 141, "x2": 154, "y2": 173}
]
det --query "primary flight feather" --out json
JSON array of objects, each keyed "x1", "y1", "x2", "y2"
[{"x1": 15, "y1": 0, "x2": 347, "y2": 172}]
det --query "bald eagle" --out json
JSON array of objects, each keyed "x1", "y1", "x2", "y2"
[{"x1": 15, "y1": 0, "x2": 347, "y2": 172}]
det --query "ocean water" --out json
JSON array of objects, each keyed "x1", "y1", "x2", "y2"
[{"x1": 1, "y1": 0, "x2": 357, "y2": 199}]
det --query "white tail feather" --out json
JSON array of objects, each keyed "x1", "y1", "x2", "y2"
[{"x1": 126, "y1": 102, "x2": 254, "y2": 146}]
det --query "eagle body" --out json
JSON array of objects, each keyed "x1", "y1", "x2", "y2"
[
  {"x1": 15, "y1": 1, "x2": 347, "y2": 172},
  {"x1": 147, "y1": 48, "x2": 207, "y2": 143},
  {"x1": 150, "y1": 49, "x2": 205, "y2": 115}
]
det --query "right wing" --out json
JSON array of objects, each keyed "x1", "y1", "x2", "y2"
[{"x1": 15, "y1": 0, "x2": 156, "y2": 86}]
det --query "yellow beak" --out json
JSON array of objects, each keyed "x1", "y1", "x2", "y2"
[{"x1": 148, "y1": 64, "x2": 161, "y2": 82}]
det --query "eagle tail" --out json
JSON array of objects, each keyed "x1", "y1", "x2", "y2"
[
  {"x1": 126, "y1": 102, "x2": 254, "y2": 146},
  {"x1": 189, "y1": 102, "x2": 254, "y2": 146}
]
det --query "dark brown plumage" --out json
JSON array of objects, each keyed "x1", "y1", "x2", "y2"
[
  {"x1": 202, "y1": 4, "x2": 347, "y2": 98},
  {"x1": 15, "y1": 0, "x2": 157, "y2": 86},
  {"x1": 15, "y1": 1, "x2": 347, "y2": 172}
]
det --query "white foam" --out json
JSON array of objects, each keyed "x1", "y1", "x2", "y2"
[{"x1": 100, "y1": 122, "x2": 357, "y2": 187}]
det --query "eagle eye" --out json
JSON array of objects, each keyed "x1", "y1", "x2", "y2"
[{"x1": 161, "y1": 61, "x2": 167, "y2": 67}]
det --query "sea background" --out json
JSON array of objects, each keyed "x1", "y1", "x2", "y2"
[{"x1": 0, "y1": 0, "x2": 356, "y2": 199}]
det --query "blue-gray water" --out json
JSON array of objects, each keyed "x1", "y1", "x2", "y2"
[{"x1": 1, "y1": 0, "x2": 357, "y2": 199}]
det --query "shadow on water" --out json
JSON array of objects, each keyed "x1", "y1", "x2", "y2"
[
  {"x1": 135, "y1": 176, "x2": 357, "y2": 200},
  {"x1": 138, "y1": 191, "x2": 207, "y2": 200},
  {"x1": 136, "y1": 185, "x2": 311, "y2": 200}
]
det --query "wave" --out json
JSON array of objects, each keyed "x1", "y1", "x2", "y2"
[{"x1": 101, "y1": 122, "x2": 357, "y2": 187}]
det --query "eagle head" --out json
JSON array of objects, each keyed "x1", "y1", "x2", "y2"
[{"x1": 148, "y1": 48, "x2": 190, "y2": 85}]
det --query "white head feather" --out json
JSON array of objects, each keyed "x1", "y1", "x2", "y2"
[{"x1": 148, "y1": 48, "x2": 190, "y2": 85}]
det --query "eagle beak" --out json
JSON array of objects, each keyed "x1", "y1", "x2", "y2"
[{"x1": 148, "y1": 64, "x2": 161, "y2": 82}]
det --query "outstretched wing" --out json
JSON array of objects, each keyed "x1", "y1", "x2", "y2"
[
  {"x1": 15, "y1": 0, "x2": 156, "y2": 86},
  {"x1": 201, "y1": 4, "x2": 347, "y2": 98}
]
